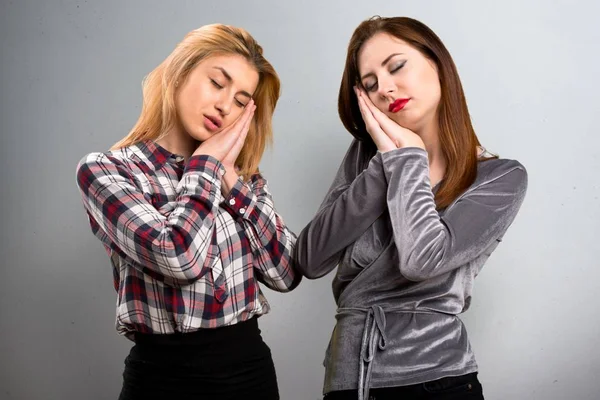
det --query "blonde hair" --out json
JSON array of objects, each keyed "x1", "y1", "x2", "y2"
[{"x1": 111, "y1": 24, "x2": 281, "y2": 180}]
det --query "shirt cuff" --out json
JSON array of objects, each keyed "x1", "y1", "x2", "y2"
[
  {"x1": 250, "y1": 173, "x2": 268, "y2": 194},
  {"x1": 184, "y1": 155, "x2": 226, "y2": 180},
  {"x1": 222, "y1": 178, "x2": 257, "y2": 221}
]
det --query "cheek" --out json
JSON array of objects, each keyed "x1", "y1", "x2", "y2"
[
  {"x1": 413, "y1": 69, "x2": 440, "y2": 105},
  {"x1": 427, "y1": 79, "x2": 441, "y2": 107},
  {"x1": 176, "y1": 89, "x2": 194, "y2": 119},
  {"x1": 367, "y1": 93, "x2": 388, "y2": 112},
  {"x1": 222, "y1": 107, "x2": 245, "y2": 129}
]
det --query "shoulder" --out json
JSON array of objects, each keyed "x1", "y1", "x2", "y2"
[
  {"x1": 75, "y1": 144, "x2": 142, "y2": 185},
  {"x1": 476, "y1": 157, "x2": 528, "y2": 194}
]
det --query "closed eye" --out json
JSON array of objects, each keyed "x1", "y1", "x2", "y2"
[
  {"x1": 365, "y1": 82, "x2": 377, "y2": 92},
  {"x1": 391, "y1": 61, "x2": 406, "y2": 74},
  {"x1": 364, "y1": 61, "x2": 407, "y2": 92},
  {"x1": 211, "y1": 79, "x2": 223, "y2": 89},
  {"x1": 365, "y1": 82, "x2": 378, "y2": 92}
]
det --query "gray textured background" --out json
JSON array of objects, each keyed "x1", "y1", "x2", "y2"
[{"x1": 1, "y1": 1, "x2": 598, "y2": 399}]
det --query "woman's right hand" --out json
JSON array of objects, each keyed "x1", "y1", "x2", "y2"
[
  {"x1": 354, "y1": 86, "x2": 425, "y2": 152},
  {"x1": 192, "y1": 99, "x2": 255, "y2": 162}
]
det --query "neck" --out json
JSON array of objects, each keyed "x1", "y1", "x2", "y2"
[
  {"x1": 415, "y1": 118, "x2": 444, "y2": 166},
  {"x1": 155, "y1": 122, "x2": 197, "y2": 161},
  {"x1": 414, "y1": 117, "x2": 447, "y2": 187}
]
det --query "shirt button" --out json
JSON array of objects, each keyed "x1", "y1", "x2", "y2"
[
  {"x1": 239, "y1": 208, "x2": 246, "y2": 215},
  {"x1": 220, "y1": 168, "x2": 226, "y2": 176},
  {"x1": 229, "y1": 198, "x2": 236, "y2": 206}
]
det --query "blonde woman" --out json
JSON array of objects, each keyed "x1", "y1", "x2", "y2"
[{"x1": 76, "y1": 24, "x2": 300, "y2": 399}]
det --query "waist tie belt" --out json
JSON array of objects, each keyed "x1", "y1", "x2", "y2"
[{"x1": 337, "y1": 306, "x2": 447, "y2": 400}]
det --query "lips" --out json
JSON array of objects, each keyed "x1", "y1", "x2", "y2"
[
  {"x1": 389, "y1": 98, "x2": 410, "y2": 113},
  {"x1": 203, "y1": 115, "x2": 222, "y2": 132},
  {"x1": 205, "y1": 115, "x2": 222, "y2": 128}
]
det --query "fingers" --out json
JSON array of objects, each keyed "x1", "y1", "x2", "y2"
[
  {"x1": 218, "y1": 98, "x2": 255, "y2": 136},
  {"x1": 355, "y1": 87, "x2": 384, "y2": 133},
  {"x1": 357, "y1": 87, "x2": 414, "y2": 141},
  {"x1": 354, "y1": 87, "x2": 394, "y2": 151},
  {"x1": 230, "y1": 104, "x2": 255, "y2": 155},
  {"x1": 210, "y1": 99, "x2": 255, "y2": 151},
  {"x1": 222, "y1": 104, "x2": 256, "y2": 167},
  {"x1": 360, "y1": 91, "x2": 404, "y2": 136},
  {"x1": 354, "y1": 88, "x2": 371, "y2": 125},
  {"x1": 233, "y1": 99, "x2": 255, "y2": 132}
]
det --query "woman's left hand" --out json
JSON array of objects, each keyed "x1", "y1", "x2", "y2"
[
  {"x1": 355, "y1": 87, "x2": 425, "y2": 151},
  {"x1": 220, "y1": 101, "x2": 256, "y2": 196}
]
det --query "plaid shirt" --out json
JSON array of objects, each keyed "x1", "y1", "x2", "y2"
[{"x1": 76, "y1": 140, "x2": 300, "y2": 338}]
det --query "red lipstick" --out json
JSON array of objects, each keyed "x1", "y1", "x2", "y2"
[{"x1": 389, "y1": 98, "x2": 410, "y2": 113}]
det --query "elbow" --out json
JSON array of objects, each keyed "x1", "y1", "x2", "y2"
[
  {"x1": 399, "y1": 265, "x2": 431, "y2": 282},
  {"x1": 399, "y1": 253, "x2": 440, "y2": 282},
  {"x1": 291, "y1": 242, "x2": 341, "y2": 280},
  {"x1": 290, "y1": 257, "x2": 317, "y2": 280},
  {"x1": 398, "y1": 240, "x2": 446, "y2": 282},
  {"x1": 291, "y1": 255, "x2": 333, "y2": 280},
  {"x1": 273, "y1": 273, "x2": 303, "y2": 293},
  {"x1": 291, "y1": 246, "x2": 318, "y2": 279},
  {"x1": 255, "y1": 262, "x2": 303, "y2": 293},
  {"x1": 302, "y1": 268, "x2": 324, "y2": 280},
  {"x1": 287, "y1": 272, "x2": 303, "y2": 291}
]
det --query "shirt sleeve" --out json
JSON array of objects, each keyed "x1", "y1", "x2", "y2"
[
  {"x1": 76, "y1": 152, "x2": 224, "y2": 286},
  {"x1": 293, "y1": 139, "x2": 389, "y2": 279},
  {"x1": 381, "y1": 147, "x2": 528, "y2": 281},
  {"x1": 222, "y1": 174, "x2": 301, "y2": 292}
]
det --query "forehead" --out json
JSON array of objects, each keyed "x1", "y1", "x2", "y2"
[
  {"x1": 358, "y1": 33, "x2": 414, "y2": 72},
  {"x1": 197, "y1": 53, "x2": 259, "y2": 92}
]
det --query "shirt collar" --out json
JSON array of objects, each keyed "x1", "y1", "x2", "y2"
[{"x1": 137, "y1": 140, "x2": 185, "y2": 168}]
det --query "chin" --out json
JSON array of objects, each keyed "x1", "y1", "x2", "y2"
[
  {"x1": 391, "y1": 114, "x2": 415, "y2": 129},
  {"x1": 189, "y1": 128, "x2": 214, "y2": 143}
]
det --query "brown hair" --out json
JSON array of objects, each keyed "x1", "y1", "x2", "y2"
[
  {"x1": 112, "y1": 24, "x2": 280, "y2": 181},
  {"x1": 338, "y1": 16, "x2": 491, "y2": 209}
]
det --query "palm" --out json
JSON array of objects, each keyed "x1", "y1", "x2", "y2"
[{"x1": 355, "y1": 87, "x2": 424, "y2": 151}]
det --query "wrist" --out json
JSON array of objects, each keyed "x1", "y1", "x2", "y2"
[{"x1": 221, "y1": 166, "x2": 239, "y2": 196}]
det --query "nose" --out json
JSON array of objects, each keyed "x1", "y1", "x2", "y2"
[
  {"x1": 214, "y1": 95, "x2": 232, "y2": 116},
  {"x1": 376, "y1": 74, "x2": 396, "y2": 100}
]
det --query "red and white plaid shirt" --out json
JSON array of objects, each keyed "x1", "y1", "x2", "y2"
[{"x1": 76, "y1": 140, "x2": 300, "y2": 338}]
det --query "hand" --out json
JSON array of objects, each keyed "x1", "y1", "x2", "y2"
[
  {"x1": 220, "y1": 102, "x2": 256, "y2": 196},
  {"x1": 221, "y1": 102, "x2": 256, "y2": 174},
  {"x1": 354, "y1": 86, "x2": 396, "y2": 152},
  {"x1": 354, "y1": 87, "x2": 425, "y2": 151},
  {"x1": 192, "y1": 99, "x2": 256, "y2": 163}
]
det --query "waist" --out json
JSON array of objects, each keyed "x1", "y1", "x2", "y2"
[
  {"x1": 133, "y1": 316, "x2": 262, "y2": 346},
  {"x1": 326, "y1": 305, "x2": 473, "y2": 399},
  {"x1": 336, "y1": 305, "x2": 457, "y2": 317}
]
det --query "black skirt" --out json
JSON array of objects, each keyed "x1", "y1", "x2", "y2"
[{"x1": 118, "y1": 317, "x2": 279, "y2": 400}]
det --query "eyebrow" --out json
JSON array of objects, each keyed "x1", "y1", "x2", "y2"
[
  {"x1": 360, "y1": 53, "x2": 404, "y2": 81},
  {"x1": 213, "y1": 67, "x2": 252, "y2": 98}
]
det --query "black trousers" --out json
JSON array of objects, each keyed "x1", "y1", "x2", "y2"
[
  {"x1": 118, "y1": 317, "x2": 279, "y2": 400},
  {"x1": 323, "y1": 372, "x2": 484, "y2": 400}
]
